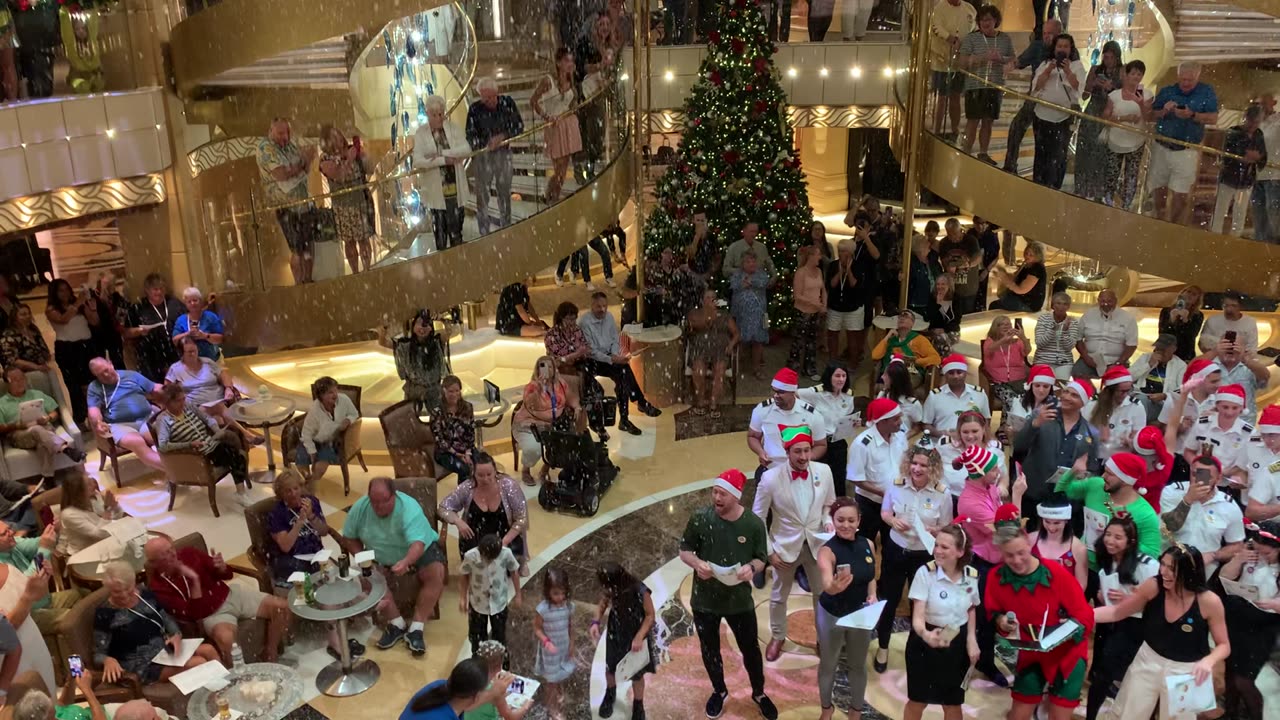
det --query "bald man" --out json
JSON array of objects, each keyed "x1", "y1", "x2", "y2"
[
  {"x1": 256, "y1": 117, "x2": 318, "y2": 284},
  {"x1": 113, "y1": 699, "x2": 162, "y2": 720},
  {"x1": 144, "y1": 536, "x2": 290, "y2": 665},
  {"x1": 86, "y1": 358, "x2": 164, "y2": 471},
  {"x1": 1072, "y1": 290, "x2": 1137, "y2": 378}
]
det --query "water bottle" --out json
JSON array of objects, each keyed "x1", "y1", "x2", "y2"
[{"x1": 230, "y1": 643, "x2": 244, "y2": 669}]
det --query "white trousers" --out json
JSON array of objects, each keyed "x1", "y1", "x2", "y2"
[
  {"x1": 769, "y1": 544, "x2": 821, "y2": 640},
  {"x1": 1107, "y1": 642, "x2": 1199, "y2": 720},
  {"x1": 841, "y1": 0, "x2": 875, "y2": 39},
  {"x1": 1212, "y1": 184, "x2": 1251, "y2": 236}
]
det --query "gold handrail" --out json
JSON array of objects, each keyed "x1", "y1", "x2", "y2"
[
  {"x1": 229, "y1": 76, "x2": 620, "y2": 221},
  {"x1": 944, "y1": 60, "x2": 1276, "y2": 169}
]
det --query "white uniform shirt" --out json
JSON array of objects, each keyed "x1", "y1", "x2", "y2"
[
  {"x1": 1084, "y1": 395, "x2": 1148, "y2": 459},
  {"x1": 796, "y1": 387, "x2": 859, "y2": 444},
  {"x1": 882, "y1": 478, "x2": 954, "y2": 551},
  {"x1": 1200, "y1": 314, "x2": 1260, "y2": 355},
  {"x1": 1245, "y1": 439, "x2": 1280, "y2": 520},
  {"x1": 749, "y1": 399, "x2": 830, "y2": 468},
  {"x1": 1078, "y1": 306, "x2": 1139, "y2": 369},
  {"x1": 1158, "y1": 390, "x2": 1214, "y2": 453},
  {"x1": 1160, "y1": 482, "x2": 1245, "y2": 575},
  {"x1": 1097, "y1": 553, "x2": 1158, "y2": 617},
  {"x1": 1235, "y1": 562, "x2": 1280, "y2": 602},
  {"x1": 877, "y1": 391, "x2": 923, "y2": 429},
  {"x1": 1188, "y1": 413, "x2": 1254, "y2": 472},
  {"x1": 922, "y1": 384, "x2": 991, "y2": 433},
  {"x1": 908, "y1": 562, "x2": 981, "y2": 628},
  {"x1": 848, "y1": 426, "x2": 909, "y2": 503},
  {"x1": 938, "y1": 438, "x2": 1006, "y2": 497},
  {"x1": 1218, "y1": 361, "x2": 1262, "y2": 425}
]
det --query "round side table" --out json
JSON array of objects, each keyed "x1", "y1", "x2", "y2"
[
  {"x1": 287, "y1": 569, "x2": 387, "y2": 697},
  {"x1": 229, "y1": 397, "x2": 297, "y2": 472}
]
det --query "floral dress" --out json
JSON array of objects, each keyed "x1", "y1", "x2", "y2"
[
  {"x1": 730, "y1": 269, "x2": 770, "y2": 344},
  {"x1": 321, "y1": 151, "x2": 373, "y2": 245}
]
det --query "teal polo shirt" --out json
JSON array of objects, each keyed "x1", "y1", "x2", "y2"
[{"x1": 342, "y1": 492, "x2": 437, "y2": 566}]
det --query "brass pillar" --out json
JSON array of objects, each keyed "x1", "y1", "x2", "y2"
[
  {"x1": 897, "y1": 0, "x2": 933, "y2": 312},
  {"x1": 797, "y1": 127, "x2": 850, "y2": 214},
  {"x1": 634, "y1": 0, "x2": 651, "y2": 322}
]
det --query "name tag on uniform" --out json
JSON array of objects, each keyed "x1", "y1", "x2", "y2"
[{"x1": 1268, "y1": 460, "x2": 1280, "y2": 474}]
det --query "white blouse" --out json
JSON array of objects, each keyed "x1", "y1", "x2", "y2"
[{"x1": 908, "y1": 562, "x2": 981, "y2": 628}]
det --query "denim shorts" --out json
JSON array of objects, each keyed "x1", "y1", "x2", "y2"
[{"x1": 297, "y1": 442, "x2": 339, "y2": 466}]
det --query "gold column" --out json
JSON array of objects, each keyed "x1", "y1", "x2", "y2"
[
  {"x1": 897, "y1": 0, "x2": 932, "y2": 311},
  {"x1": 796, "y1": 127, "x2": 849, "y2": 214},
  {"x1": 635, "y1": 0, "x2": 651, "y2": 322}
]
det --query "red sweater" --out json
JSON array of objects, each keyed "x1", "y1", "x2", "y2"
[{"x1": 147, "y1": 547, "x2": 232, "y2": 622}]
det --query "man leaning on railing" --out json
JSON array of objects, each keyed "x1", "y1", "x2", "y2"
[{"x1": 1147, "y1": 62, "x2": 1219, "y2": 226}]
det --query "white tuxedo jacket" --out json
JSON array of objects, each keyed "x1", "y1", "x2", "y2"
[{"x1": 752, "y1": 460, "x2": 836, "y2": 562}]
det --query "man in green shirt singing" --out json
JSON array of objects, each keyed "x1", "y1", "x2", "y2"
[
  {"x1": 679, "y1": 469, "x2": 777, "y2": 720},
  {"x1": 1055, "y1": 451, "x2": 1162, "y2": 568}
]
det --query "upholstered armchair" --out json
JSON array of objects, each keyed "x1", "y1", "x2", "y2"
[
  {"x1": 377, "y1": 399, "x2": 439, "y2": 479},
  {"x1": 0, "y1": 373, "x2": 83, "y2": 484},
  {"x1": 148, "y1": 416, "x2": 249, "y2": 518},
  {"x1": 280, "y1": 384, "x2": 368, "y2": 496}
]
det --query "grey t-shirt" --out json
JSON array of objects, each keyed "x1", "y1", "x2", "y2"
[{"x1": 959, "y1": 31, "x2": 1015, "y2": 91}]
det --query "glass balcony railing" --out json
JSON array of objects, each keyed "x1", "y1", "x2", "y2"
[
  {"x1": 906, "y1": 0, "x2": 1279, "y2": 242},
  {"x1": 200, "y1": 71, "x2": 629, "y2": 291}
]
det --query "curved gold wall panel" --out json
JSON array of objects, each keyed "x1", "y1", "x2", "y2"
[
  {"x1": 0, "y1": 174, "x2": 166, "y2": 237},
  {"x1": 920, "y1": 135, "x2": 1280, "y2": 297},
  {"x1": 170, "y1": 0, "x2": 451, "y2": 95},
  {"x1": 216, "y1": 148, "x2": 634, "y2": 349}
]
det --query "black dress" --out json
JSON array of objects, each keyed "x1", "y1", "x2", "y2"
[
  {"x1": 605, "y1": 581, "x2": 656, "y2": 679},
  {"x1": 1158, "y1": 307, "x2": 1204, "y2": 363}
]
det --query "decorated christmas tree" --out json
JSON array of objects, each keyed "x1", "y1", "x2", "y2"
[{"x1": 642, "y1": 0, "x2": 813, "y2": 329}]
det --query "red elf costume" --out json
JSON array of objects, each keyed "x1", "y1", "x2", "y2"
[{"x1": 982, "y1": 504, "x2": 1095, "y2": 709}]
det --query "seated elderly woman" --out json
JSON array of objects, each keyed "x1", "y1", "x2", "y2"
[
  {"x1": 512, "y1": 356, "x2": 584, "y2": 487},
  {"x1": 154, "y1": 383, "x2": 251, "y2": 505},
  {"x1": 170, "y1": 287, "x2": 223, "y2": 362},
  {"x1": 55, "y1": 469, "x2": 120, "y2": 557},
  {"x1": 165, "y1": 337, "x2": 261, "y2": 445},
  {"x1": 95, "y1": 560, "x2": 219, "y2": 684},
  {"x1": 438, "y1": 450, "x2": 529, "y2": 574},
  {"x1": 298, "y1": 376, "x2": 360, "y2": 485}
]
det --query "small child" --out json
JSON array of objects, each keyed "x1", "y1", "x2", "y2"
[
  {"x1": 467, "y1": 640, "x2": 530, "y2": 720},
  {"x1": 460, "y1": 533, "x2": 521, "y2": 653},
  {"x1": 533, "y1": 567, "x2": 576, "y2": 720},
  {"x1": 593, "y1": 561, "x2": 656, "y2": 720}
]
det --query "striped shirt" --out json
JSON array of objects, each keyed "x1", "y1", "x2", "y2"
[{"x1": 156, "y1": 403, "x2": 220, "y2": 455}]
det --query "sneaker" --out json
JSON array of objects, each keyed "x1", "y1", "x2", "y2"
[
  {"x1": 599, "y1": 687, "x2": 616, "y2": 718},
  {"x1": 326, "y1": 639, "x2": 367, "y2": 662},
  {"x1": 752, "y1": 693, "x2": 779, "y2": 720},
  {"x1": 705, "y1": 691, "x2": 728, "y2": 719},
  {"x1": 555, "y1": 275, "x2": 565, "y2": 287},
  {"x1": 605, "y1": 277, "x2": 616, "y2": 288},
  {"x1": 618, "y1": 419, "x2": 642, "y2": 436},
  {"x1": 233, "y1": 491, "x2": 252, "y2": 508},
  {"x1": 376, "y1": 624, "x2": 405, "y2": 650},
  {"x1": 586, "y1": 282, "x2": 596, "y2": 291},
  {"x1": 639, "y1": 403, "x2": 662, "y2": 418},
  {"x1": 406, "y1": 629, "x2": 426, "y2": 656}
]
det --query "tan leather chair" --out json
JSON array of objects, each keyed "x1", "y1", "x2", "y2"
[
  {"x1": 377, "y1": 399, "x2": 439, "y2": 479},
  {"x1": 148, "y1": 416, "x2": 249, "y2": 518},
  {"x1": 281, "y1": 384, "x2": 368, "y2": 496}
]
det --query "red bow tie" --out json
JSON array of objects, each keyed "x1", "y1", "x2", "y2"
[{"x1": 791, "y1": 470, "x2": 809, "y2": 481}]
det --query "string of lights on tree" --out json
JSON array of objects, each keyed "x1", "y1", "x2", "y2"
[{"x1": 642, "y1": 0, "x2": 813, "y2": 330}]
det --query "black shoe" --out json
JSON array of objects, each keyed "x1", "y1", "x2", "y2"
[
  {"x1": 705, "y1": 690, "x2": 728, "y2": 719},
  {"x1": 326, "y1": 639, "x2": 366, "y2": 661},
  {"x1": 873, "y1": 648, "x2": 889, "y2": 673},
  {"x1": 618, "y1": 419, "x2": 642, "y2": 435},
  {"x1": 406, "y1": 629, "x2": 426, "y2": 656},
  {"x1": 62, "y1": 445, "x2": 86, "y2": 463},
  {"x1": 752, "y1": 693, "x2": 778, "y2": 720},
  {"x1": 640, "y1": 403, "x2": 662, "y2": 418},
  {"x1": 599, "y1": 687, "x2": 616, "y2": 718},
  {"x1": 632, "y1": 700, "x2": 645, "y2": 720}
]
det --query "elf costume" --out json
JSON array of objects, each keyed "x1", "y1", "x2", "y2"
[{"x1": 982, "y1": 504, "x2": 1094, "y2": 708}]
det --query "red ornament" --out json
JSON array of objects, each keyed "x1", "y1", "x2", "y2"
[
  {"x1": 773, "y1": 200, "x2": 787, "y2": 210},
  {"x1": 728, "y1": 10, "x2": 737, "y2": 18},
  {"x1": 753, "y1": 57, "x2": 768, "y2": 74},
  {"x1": 723, "y1": 150, "x2": 741, "y2": 164},
  {"x1": 746, "y1": 84, "x2": 754, "y2": 92},
  {"x1": 773, "y1": 241, "x2": 786, "y2": 251},
  {"x1": 708, "y1": 31, "x2": 721, "y2": 45},
  {"x1": 692, "y1": 118, "x2": 702, "y2": 127},
  {"x1": 731, "y1": 39, "x2": 744, "y2": 54},
  {"x1": 709, "y1": 70, "x2": 723, "y2": 86},
  {"x1": 754, "y1": 100, "x2": 767, "y2": 113}
]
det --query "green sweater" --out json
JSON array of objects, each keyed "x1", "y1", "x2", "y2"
[{"x1": 1055, "y1": 471, "x2": 1162, "y2": 568}]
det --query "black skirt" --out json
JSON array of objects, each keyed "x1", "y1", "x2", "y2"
[{"x1": 905, "y1": 622, "x2": 970, "y2": 706}]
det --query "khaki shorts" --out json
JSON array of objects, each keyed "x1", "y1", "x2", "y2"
[{"x1": 201, "y1": 584, "x2": 268, "y2": 634}]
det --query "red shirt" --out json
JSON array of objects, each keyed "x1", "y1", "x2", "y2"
[{"x1": 147, "y1": 547, "x2": 232, "y2": 622}]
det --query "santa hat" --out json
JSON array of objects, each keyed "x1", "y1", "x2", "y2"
[
  {"x1": 888, "y1": 351, "x2": 907, "y2": 367},
  {"x1": 1028, "y1": 364, "x2": 1056, "y2": 387},
  {"x1": 1133, "y1": 427, "x2": 1173, "y2": 505},
  {"x1": 1253, "y1": 520, "x2": 1280, "y2": 548},
  {"x1": 772, "y1": 368, "x2": 799, "y2": 393},
  {"x1": 993, "y1": 503, "x2": 1024, "y2": 530},
  {"x1": 1036, "y1": 494, "x2": 1073, "y2": 521},
  {"x1": 1185, "y1": 358, "x2": 1222, "y2": 383},
  {"x1": 941, "y1": 354, "x2": 968, "y2": 375},
  {"x1": 959, "y1": 444, "x2": 999, "y2": 478},
  {"x1": 867, "y1": 397, "x2": 901, "y2": 424},
  {"x1": 1105, "y1": 452, "x2": 1145, "y2": 486},
  {"x1": 713, "y1": 469, "x2": 747, "y2": 500},
  {"x1": 1259, "y1": 405, "x2": 1280, "y2": 434},
  {"x1": 1215, "y1": 384, "x2": 1246, "y2": 406},
  {"x1": 779, "y1": 424, "x2": 813, "y2": 449},
  {"x1": 1134, "y1": 426, "x2": 1166, "y2": 460},
  {"x1": 1063, "y1": 376, "x2": 1095, "y2": 403},
  {"x1": 1101, "y1": 365, "x2": 1133, "y2": 388}
]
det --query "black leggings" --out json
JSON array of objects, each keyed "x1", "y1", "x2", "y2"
[
  {"x1": 971, "y1": 555, "x2": 999, "y2": 674},
  {"x1": 207, "y1": 443, "x2": 249, "y2": 486},
  {"x1": 808, "y1": 2, "x2": 833, "y2": 39},
  {"x1": 54, "y1": 338, "x2": 95, "y2": 425},
  {"x1": 694, "y1": 609, "x2": 765, "y2": 696},
  {"x1": 468, "y1": 608, "x2": 508, "y2": 654},
  {"x1": 875, "y1": 540, "x2": 932, "y2": 649}
]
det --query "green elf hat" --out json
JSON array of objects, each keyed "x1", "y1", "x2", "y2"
[{"x1": 778, "y1": 424, "x2": 813, "y2": 450}]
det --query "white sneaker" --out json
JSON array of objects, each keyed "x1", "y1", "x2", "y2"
[
  {"x1": 586, "y1": 282, "x2": 596, "y2": 291},
  {"x1": 554, "y1": 275, "x2": 564, "y2": 287},
  {"x1": 234, "y1": 490, "x2": 252, "y2": 507},
  {"x1": 605, "y1": 277, "x2": 616, "y2": 288}
]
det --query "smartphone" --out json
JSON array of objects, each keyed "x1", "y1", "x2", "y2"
[
  {"x1": 1194, "y1": 467, "x2": 1213, "y2": 486},
  {"x1": 68, "y1": 654, "x2": 83, "y2": 678},
  {"x1": 1014, "y1": 317, "x2": 1023, "y2": 331},
  {"x1": 837, "y1": 563, "x2": 851, "y2": 576},
  {"x1": 33, "y1": 553, "x2": 44, "y2": 572},
  {"x1": 1224, "y1": 330, "x2": 1238, "y2": 344}
]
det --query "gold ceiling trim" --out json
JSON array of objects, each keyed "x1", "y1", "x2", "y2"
[
  {"x1": 648, "y1": 106, "x2": 894, "y2": 133},
  {"x1": 216, "y1": 146, "x2": 634, "y2": 348},
  {"x1": 919, "y1": 135, "x2": 1280, "y2": 297},
  {"x1": 187, "y1": 137, "x2": 261, "y2": 179},
  {"x1": 170, "y1": 0, "x2": 453, "y2": 96},
  {"x1": 0, "y1": 174, "x2": 166, "y2": 238}
]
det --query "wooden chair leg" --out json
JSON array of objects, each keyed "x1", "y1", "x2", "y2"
[
  {"x1": 98, "y1": 449, "x2": 106, "y2": 471},
  {"x1": 167, "y1": 481, "x2": 177, "y2": 511},
  {"x1": 109, "y1": 451, "x2": 121, "y2": 488},
  {"x1": 511, "y1": 433, "x2": 519, "y2": 473},
  {"x1": 340, "y1": 461, "x2": 351, "y2": 496},
  {"x1": 208, "y1": 483, "x2": 220, "y2": 518},
  {"x1": 357, "y1": 451, "x2": 368, "y2": 472}
]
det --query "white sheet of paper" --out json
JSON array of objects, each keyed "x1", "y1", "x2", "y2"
[
  {"x1": 293, "y1": 553, "x2": 317, "y2": 562},
  {"x1": 286, "y1": 571, "x2": 306, "y2": 584},
  {"x1": 911, "y1": 513, "x2": 936, "y2": 554},
  {"x1": 1221, "y1": 576, "x2": 1263, "y2": 604},
  {"x1": 18, "y1": 400, "x2": 44, "y2": 425},
  {"x1": 710, "y1": 563, "x2": 743, "y2": 586},
  {"x1": 104, "y1": 517, "x2": 147, "y2": 543},
  {"x1": 1082, "y1": 506, "x2": 1109, "y2": 548},
  {"x1": 614, "y1": 645, "x2": 651, "y2": 681},
  {"x1": 353, "y1": 550, "x2": 376, "y2": 565},
  {"x1": 152, "y1": 639, "x2": 203, "y2": 667},
  {"x1": 836, "y1": 600, "x2": 887, "y2": 630},
  {"x1": 68, "y1": 536, "x2": 126, "y2": 566},
  {"x1": 1166, "y1": 674, "x2": 1216, "y2": 715},
  {"x1": 505, "y1": 674, "x2": 541, "y2": 709},
  {"x1": 1098, "y1": 571, "x2": 1127, "y2": 607},
  {"x1": 313, "y1": 549, "x2": 332, "y2": 564},
  {"x1": 169, "y1": 661, "x2": 228, "y2": 694}
]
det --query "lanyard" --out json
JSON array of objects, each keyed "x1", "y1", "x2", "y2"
[
  {"x1": 105, "y1": 381, "x2": 124, "y2": 415},
  {"x1": 125, "y1": 593, "x2": 167, "y2": 634},
  {"x1": 151, "y1": 302, "x2": 168, "y2": 326},
  {"x1": 163, "y1": 573, "x2": 192, "y2": 603}
]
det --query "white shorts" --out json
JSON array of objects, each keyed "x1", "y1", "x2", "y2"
[
  {"x1": 1147, "y1": 144, "x2": 1198, "y2": 195},
  {"x1": 826, "y1": 307, "x2": 866, "y2": 332}
]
